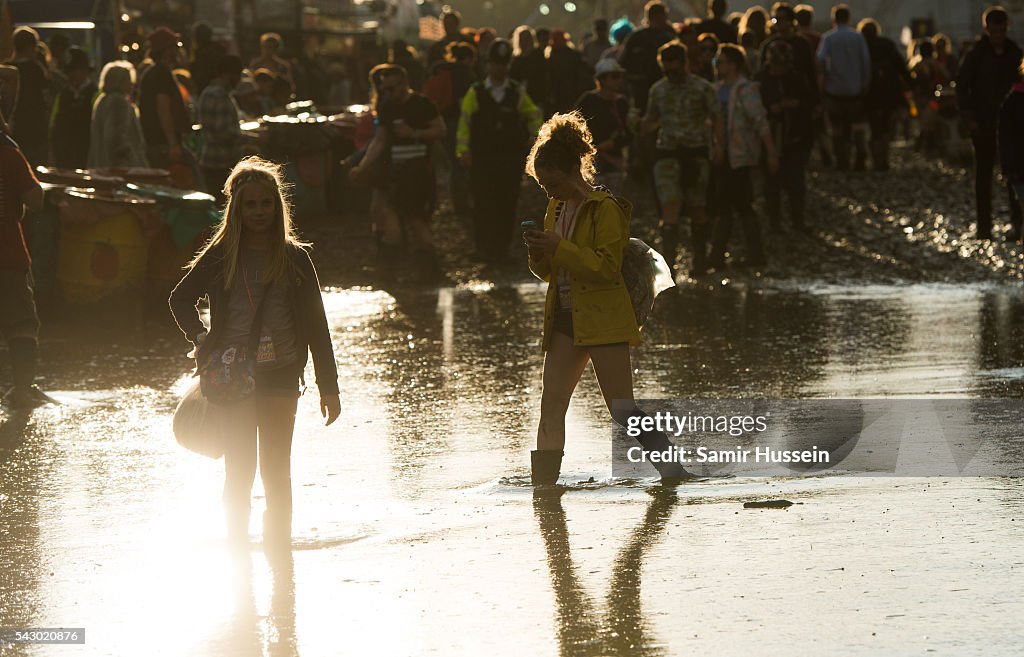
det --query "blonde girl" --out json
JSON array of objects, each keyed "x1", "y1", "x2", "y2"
[
  {"x1": 170, "y1": 157, "x2": 340, "y2": 550},
  {"x1": 523, "y1": 112, "x2": 688, "y2": 484}
]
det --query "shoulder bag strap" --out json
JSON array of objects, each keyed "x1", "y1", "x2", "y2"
[{"x1": 245, "y1": 286, "x2": 270, "y2": 357}]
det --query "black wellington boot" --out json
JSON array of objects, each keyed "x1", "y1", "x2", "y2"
[
  {"x1": 375, "y1": 240, "x2": 403, "y2": 281},
  {"x1": 659, "y1": 223, "x2": 680, "y2": 278},
  {"x1": 689, "y1": 222, "x2": 710, "y2": 276},
  {"x1": 5, "y1": 337, "x2": 53, "y2": 408},
  {"x1": 9, "y1": 337, "x2": 37, "y2": 389},
  {"x1": 622, "y1": 409, "x2": 694, "y2": 482},
  {"x1": 530, "y1": 450, "x2": 564, "y2": 486}
]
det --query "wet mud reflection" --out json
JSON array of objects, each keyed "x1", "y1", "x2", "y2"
[
  {"x1": 534, "y1": 487, "x2": 681, "y2": 657},
  {"x1": 2, "y1": 281, "x2": 1024, "y2": 655}
]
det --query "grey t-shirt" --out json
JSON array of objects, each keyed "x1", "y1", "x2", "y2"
[{"x1": 222, "y1": 247, "x2": 299, "y2": 368}]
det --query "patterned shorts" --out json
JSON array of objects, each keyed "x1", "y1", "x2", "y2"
[{"x1": 653, "y1": 150, "x2": 710, "y2": 208}]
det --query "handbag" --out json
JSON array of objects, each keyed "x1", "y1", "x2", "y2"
[
  {"x1": 172, "y1": 380, "x2": 223, "y2": 458},
  {"x1": 199, "y1": 283, "x2": 268, "y2": 405}
]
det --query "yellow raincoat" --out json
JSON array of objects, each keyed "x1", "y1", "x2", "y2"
[{"x1": 528, "y1": 188, "x2": 641, "y2": 350}]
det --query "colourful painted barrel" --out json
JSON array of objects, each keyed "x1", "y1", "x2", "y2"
[
  {"x1": 123, "y1": 183, "x2": 220, "y2": 301},
  {"x1": 56, "y1": 188, "x2": 158, "y2": 306}
]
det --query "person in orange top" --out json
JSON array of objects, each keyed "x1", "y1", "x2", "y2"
[{"x1": 0, "y1": 126, "x2": 47, "y2": 408}]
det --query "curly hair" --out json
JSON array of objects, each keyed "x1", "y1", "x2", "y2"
[{"x1": 525, "y1": 111, "x2": 597, "y2": 184}]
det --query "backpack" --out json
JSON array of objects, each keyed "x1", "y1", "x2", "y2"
[
  {"x1": 556, "y1": 198, "x2": 676, "y2": 327},
  {"x1": 620, "y1": 237, "x2": 678, "y2": 327}
]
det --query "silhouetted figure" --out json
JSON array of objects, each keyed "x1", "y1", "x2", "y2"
[
  {"x1": 0, "y1": 132, "x2": 47, "y2": 408},
  {"x1": 574, "y1": 58, "x2": 631, "y2": 195},
  {"x1": 456, "y1": 39, "x2": 542, "y2": 263},
  {"x1": 50, "y1": 47, "x2": 97, "y2": 169},
  {"x1": 6, "y1": 28, "x2": 51, "y2": 166},
  {"x1": 510, "y1": 26, "x2": 548, "y2": 116},
  {"x1": 89, "y1": 62, "x2": 148, "y2": 168},
  {"x1": 138, "y1": 27, "x2": 192, "y2": 170},
  {"x1": 859, "y1": 18, "x2": 910, "y2": 171},
  {"x1": 619, "y1": 0, "x2": 677, "y2": 114},
  {"x1": 709, "y1": 44, "x2": 779, "y2": 269},
  {"x1": 546, "y1": 30, "x2": 591, "y2": 115},
  {"x1": 169, "y1": 158, "x2": 341, "y2": 552},
  {"x1": 1000, "y1": 62, "x2": 1024, "y2": 242},
  {"x1": 641, "y1": 40, "x2": 722, "y2": 277},
  {"x1": 759, "y1": 39, "x2": 814, "y2": 231},
  {"x1": 957, "y1": 6, "x2": 1023, "y2": 240},
  {"x1": 697, "y1": 0, "x2": 739, "y2": 44},
  {"x1": 197, "y1": 54, "x2": 244, "y2": 204},
  {"x1": 816, "y1": 4, "x2": 870, "y2": 171}
]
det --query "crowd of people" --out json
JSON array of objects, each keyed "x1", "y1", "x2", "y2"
[
  {"x1": 357, "y1": 1, "x2": 1024, "y2": 277},
  {"x1": 2, "y1": 3, "x2": 1024, "y2": 404},
  {"x1": 1, "y1": 2, "x2": 1024, "y2": 541},
  {"x1": 0, "y1": 25, "x2": 308, "y2": 189}
]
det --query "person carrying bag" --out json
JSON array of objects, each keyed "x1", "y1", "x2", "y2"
[{"x1": 169, "y1": 156, "x2": 341, "y2": 552}]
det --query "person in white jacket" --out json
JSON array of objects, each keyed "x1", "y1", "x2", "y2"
[{"x1": 88, "y1": 61, "x2": 148, "y2": 169}]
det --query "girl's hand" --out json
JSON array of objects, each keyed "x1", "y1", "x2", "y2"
[
  {"x1": 524, "y1": 229, "x2": 561, "y2": 257},
  {"x1": 321, "y1": 394, "x2": 341, "y2": 426}
]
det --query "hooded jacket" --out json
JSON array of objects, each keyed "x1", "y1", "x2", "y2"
[{"x1": 529, "y1": 188, "x2": 641, "y2": 350}]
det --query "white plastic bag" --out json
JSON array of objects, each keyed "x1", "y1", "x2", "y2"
[
  {"x1": 622, "y1": 238, "x2": 677, "y2": 327},
  {"x1": 172, "y1": 380, "x2": 224, "y2": 459}
]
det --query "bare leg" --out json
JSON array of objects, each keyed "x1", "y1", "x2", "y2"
[
  {"x1": 536, "y1": 331, "x2": 590, "y2": 451},
  {"x1": 257, "y1": 395, "x2": 299, "y2": 545},
  {"x1": 373, "y1": 191, "x2": 403, "y2": 246},
  {"x1": 590, "y1": 343, "x2": 691, "y2": 479},
  {"x1": 587, "y1": 343, "x2": 635, "y2": 425},
  {"x1": 222, "y1": 399, "x2": 259, "y2": 544}
]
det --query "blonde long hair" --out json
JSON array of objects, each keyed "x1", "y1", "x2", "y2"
[{"x1": 189, "y1": 156, "x2": 308, "y2": 288}]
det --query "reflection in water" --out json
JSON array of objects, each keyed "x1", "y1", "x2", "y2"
[
  {"x1": 220, "y1": 551, "x2": 298, "y2": 657},
  {"x1": 0, "y1": 410, "x2": 46, "y2": 638},
  {"x1": 3, "y1": 283, "x2": 1024, "y2": 654},
  {"x1": 977, "y1": 289, "x2": 1024, "y2": 395},
  {"x1": 364, "y1": 284, "x2": 541, "y2": 494},
  {"x1": 644, "y1": 286, "x2": 833, "y2": 397},
  {"x1": 534, "y1": 488, "x2": 680, "y2": 657}
]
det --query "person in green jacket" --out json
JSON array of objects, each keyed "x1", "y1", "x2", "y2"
[
  {"x1": 456, "y1": 38, "x2": 542, "y2": 263},
  {"x1": 523, "y1": 111, "x2": 690, "y2": 485}
]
